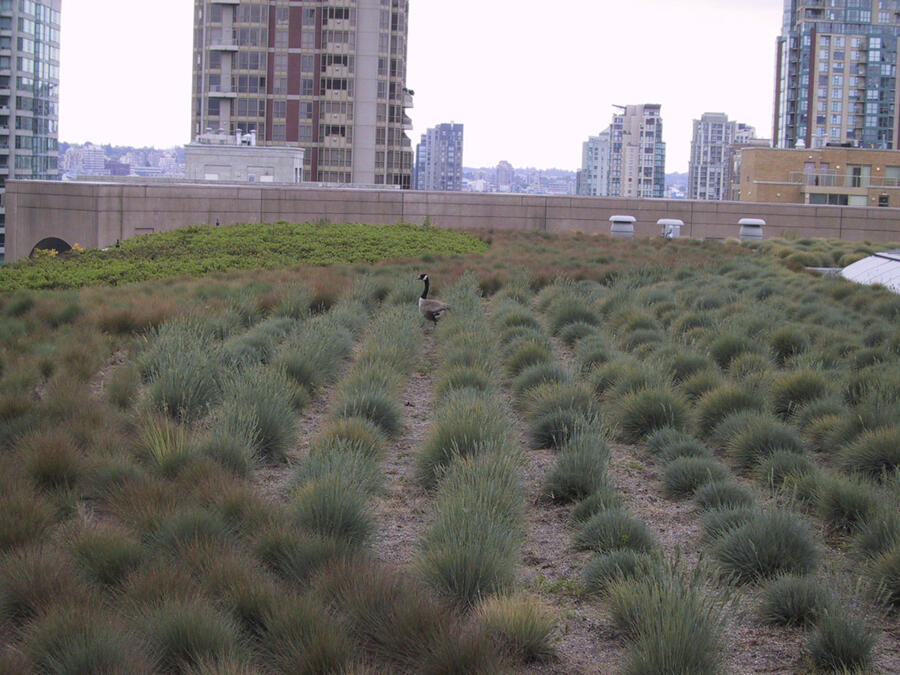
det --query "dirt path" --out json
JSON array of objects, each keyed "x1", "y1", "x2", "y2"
[
  {"x1": 253, "y1": 338, "x2": 364, "y2": 504},
  {"x1": 511, "y1": 327, "x2": 626, "y2": 673},
  {"x1": 370, "y1": 332, "x2": 434, "y2": 566},
  {"x1": 518, "y1": 444, "x2": 626, "y2": 674}
]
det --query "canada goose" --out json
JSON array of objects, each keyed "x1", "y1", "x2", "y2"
[{"x1": 417, "y1": 274, "x2": 449, "y2": 323}]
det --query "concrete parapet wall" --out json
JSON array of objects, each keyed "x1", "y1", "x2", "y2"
[{"x1": 4, "y1": 180, "x2": 900, "y2": 263}]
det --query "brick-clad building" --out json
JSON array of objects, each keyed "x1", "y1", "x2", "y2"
[
  {"x1": 734, "y1": 146, "x2": 900, "y2": 207},
  {"x1": 191, "y1": 0, "x2": 413, "y2": 188}
]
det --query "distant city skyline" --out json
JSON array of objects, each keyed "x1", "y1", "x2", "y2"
[{"x1": 59, "y1": 1, "x2": 783, "y2": 173}]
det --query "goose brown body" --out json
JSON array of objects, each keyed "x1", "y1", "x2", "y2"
[{"x1": 417, "y1": 274, "x2": 449, "y2": 323}]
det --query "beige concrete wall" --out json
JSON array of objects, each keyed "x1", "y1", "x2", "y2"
[{"x1": 4, "y1": 179, "x2": 900, "y2": 263}]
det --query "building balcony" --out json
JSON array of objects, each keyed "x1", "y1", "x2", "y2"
[
  {"x1": 789, "y1": 170, "x2": 900, "y2": 189},
  {"x1": 402, "y1": 89, "x2": 414, "y2": 108},
  {"x1": 208, "y1": 85, "x2": 236, "y2": 98},
  {"x1": 402, "y1": 114, "x2": 413, "y2": 130},
  {"x1": 210, "y1": 41, "x2": 238, "y2": 52}
]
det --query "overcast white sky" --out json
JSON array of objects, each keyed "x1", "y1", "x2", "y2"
[{"x1": 58, "y1": 0, "x2": 784, "y2": 173}]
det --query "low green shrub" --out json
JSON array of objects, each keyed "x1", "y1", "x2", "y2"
[
  {"x1": 754, "y1": 450, "x2": 816, "y2": 491},
  {"x1": 582, "y1": 550, "x2": 656, "y2": 596},
  {"x1": 435, "y1": 365, "x2": 492, "y2": 399},
  {"x1": 606, "y1": 565, "x2": 724, "y2": 675},
  {"x1": 332, "y1": 376, "x2": 403, "y2": 439},
  {"x1": 666, "y1": 351, "x2": 715, "y2": 384},
  {"x1": 871, "y1": 543, "x2": 900, "y2": 608},
  {"x1": 313, "y1": 416, "x2": 386, "y2": 458},
  {"x1": 725, "y1": 415, "x2": 804, "y2": 469},
  {"x1": 511, "y1": 363, "x2": 570, "y2": 402},
  {"x1": 693, "y1": 480, "x2": 755, "y2": 511},
  {"x1": 417, "y1": 454, "x2": 523, "y2": 608},
  {"x1": 558, "y1": 321, "x2": 596, "y2": 346},
  {"x1": 153, "y1": 508, "x2": 233, "y2": 551},
  {"x1": 807, "y1": 611, "x2": 875, "y2": 673},
  {"x1": 197, "y1": 432, "x2": 255, "y2": 478},
  {"x1": 506, "y1": 339, "x2": 552, "y2": 378},
  {"x1": 573, "y1": 508, "x2": 656, "y2": 554},
  {"x1": 24, "y1": 606, "x2": 143, "y2": 674},
  {"x1": 569, "y1": 486, "x2": 624, "y2": 524},
  {"x1": 254, "y1": 526, "x2": 350, "y2": 585},
  {"x1": 416, "y1": 390, "x2": 512, "y2": 488},
  {"x1": 695, "y1": 385, "x2": 764, "y2": 438},
  {"x1": 0, "y1": 547, "x2": 77, "y2": 625},
  {"x1": 21, "y1": 429, "x2": 83, "y2": 491},
  {"x1": 71, "y1": 529, "x2": 145, "y2": 587},
  {"x1": 713, "y1": 511, "x2": 819, "y2": 582},
  {"x1": 218, "y1": 367, "x2": 298, "y2": 462},
  {"x1": 758, "y1": 574, "x2": 833, "y2": 626},
  {"x1": 838, "y1": 428, "x2": 900, "y2": 481},
  {"x1": 260, "y1": 595, "x2": 353, "y2": 674},
  {"x1": 678, "y1": 369, "x2": 723, "y2": 402},
  {"x1": 816, "y1": 474, "x2": 879, "y2": 533},
  {"x1": 290, "y1": 473, "x2": 373, "y2": 547},
  {"x1": 771, "y1": 370, "x2": 829, "y2": 420},
  {"x1": 770, "y1": 328, "x2": 809, "y2": 366},
  {"x1": 525, "y1": 383, "x2": 597, "y2": 450},
  {"x1": 855, "y1": 511, "x2": 900, "y2": 559},
  {"x1": 662, "y1": 457, "x2": 729, "y2": 499},
  {"x1": 139, "y1": 415, "x2": 194, "y2": 478},
  {"x1": 140, "y1": 599, "x2": 242, "y2": 672},
  {"x1": 292, "y1": 449, "x2": 383, "y2": 500},
  {"x1": 709, "y1": 334, "x2": 758, "y2": 370},
  {"x1": 575, "y1": 334, "x2": 611, "y2": 372},
  {"x1": 700, "y1": 507, "x2": 757, "y2": 543},
  {"x1": 614, "y1": 388, "x2": 690, "y2": 443},
  {"x1": 320, "y1": 560, "x2": 501, "y2": 672},
  {"x1": 476, "y1": 594, "x2": 556, "y2": 663},
  {"x1": 542, "y1": 430, "x2": 610, "y2": 503}
]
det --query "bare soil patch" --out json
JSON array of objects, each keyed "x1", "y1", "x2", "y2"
[{"x1": 370, "y1": 332, "x2": 434, "y2": 566}]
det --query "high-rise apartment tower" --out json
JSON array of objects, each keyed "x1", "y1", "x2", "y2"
[
  {"x1": 607, "y1": 104, "x2": 666, "y2": 199},
  {"x1": 414, "y1": 122, "x2": 463, "y2": 191},
  {"x1": 775, "y1": 1, "x2": 900, "y2": 150},
  {"x1": 576, "y1": 128, "x2": 610, "y2": 197},
  {"x1": 688, "y1": 113, "x2": 756, "y2": 200},
  {"x1": 0, "y1": 0, "x2": 61, "y2": 262},
  {"x1": 191, "y1": 0, "x2": 413, "y2": 188}
]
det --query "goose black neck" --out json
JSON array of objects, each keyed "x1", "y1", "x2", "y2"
[{"x1": 420, "y1": 277, "x2": 429, "y2": 299}]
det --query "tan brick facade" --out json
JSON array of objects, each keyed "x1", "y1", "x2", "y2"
[{"x1": 736, "y1": 147, "x2": 900, "y2": 208}]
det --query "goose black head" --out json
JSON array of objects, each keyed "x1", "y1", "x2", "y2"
[{"x1": 418, "y1": 273, "x2": 428, "y2": 281}]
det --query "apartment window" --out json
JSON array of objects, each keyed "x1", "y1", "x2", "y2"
[
  {"x1": 298, "y1": 124, "x2": 312, "y2": 142},
  {"x1": 301, "y1": 55, "x2": 314, "y2": 73},
  {"x1": 832, "y1": 88, "x2": 843, "y2": 100},
  {"x1": 274, "y1": 54, "x2": 288, "y2": 72},
  {"x1": 819, "y1": 61, "x2": 829, "y2": 73},
  {"x1": 830, "y1": 127, "x2": 841, "y2": 138},
  {"x1": 275, "y1": 29, "x2": 288, "y2": 48},
  {"x1": 273, "y1": 77, "x2": 287, "y2": 95},
  {"x1": 831, "y1": 115, "x2": 842, "y2": 125},
  {"x1": 276, "y1": 7, "x2": 289, "y2": 24},
  {"x1": 272, "y1": 124, "x2": 285, "y2": 141},
  {"x1": 301, "y1": 78, "x2": 313, "y2": 96},
  {"x1": 832, "y1": 101, "x2": 842, "y2": 112},
  {"x1": 832, "y1": 74, "x2": 843, "y2": 87},
  {"x1": 301, "y1": 30, "x2": 315, "y2": 49},
  {"x1": 273, "y1": 100, "x2": 286, "y2": 118},
  {"x1": 835, "y1": 37, "x2": 845, "y2": 48},
  {"x1": 299, "y1": 102, "x2": 312, "y2": 120},
  {"x1": 880, "y1": 11, "x2": 890, "y2": 22}
]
